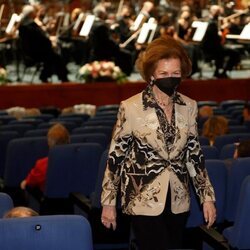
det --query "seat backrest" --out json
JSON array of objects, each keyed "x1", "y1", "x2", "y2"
[
  {"x1": 72, "y1": 126, "x2": 114, "y2": 141},
  {"x1": 91, "y1": 149, "x2": 108, "y2": 208},
  {"x1": 95, "y1": 111, "x2": 118, "y2": 117},
  {"x1": 220, "y1": 100, "x2": 245, "y2": 110},
  {"x1": 45, "y1": 143, "x2": 103, "y2": 198},
  {"x1": 201, "y1": 146, "x2": 219, "y2": 159},
  {"x1": 24, "y1": 129, "x2": 48, "y2": 137},
  {"x1": 23, "y1": 114, "x2": 54, "y2": 122},
  {"x1": 37, "y1": 121, "x2": 76, "y2": 132},
  {"x1": 83, "y1": 120, "x2": 116, "y2": 127},
  {"x1": 186, "y1": 159, "x2": 227, "y2": 227},
  {"x1": 96, "y1": 104, "x2": 119, "y2": 112},
  {"x1": 223, "y1": 175, "x2": 250, "y2": 250},
  {"x1": 219, "y1": 143, "x2": 236, "y2": 160},
  {"x1": 244, "y1": 120, "x2": 250, "y2": 132},
  {"x1": 228, "y1": 125, "x2": 248, "y2": 134},
  {"x1": 0, "y1": 124, "x2": 34, "y2": 136},
  {"x1": 9, "y1": 119, "x2": 44, "y2": 127},
  {"x1": 197, "y1": 101, "x2": 218, "y2": 108},
  {"x1": 4, "y1": 137, "x2": 49, "y2": 187},
  {"x1": 225, "y1": 157, "x2": 250, "y2": 222},
  {"x1": 0, "y1": 131, "x2": 19, "y2": 177},
  {"x1": 227, "y1": 119, "x2": 240, "y2": 126},
  {"x1": 89, "y1": 116, "x2": 116, "y2": 121},
  {"x1": 0, "y1": 192, "x2": 14, "y2": 218},
  {"x1": 0, "y1": 115, "x2": 16, "y2": 125},
  {"x1": 0, "y1": 215, "x2": 93, "y2": 250},
  {"x1": 71, "y1": 133, "x2": 108, "y2": 149},
  {"x1": 199, "y1": 136, "x2": 210, "y2": 146},
  {"x1": 59, "y1": 113, "x2": 90, "y2": 122},
  {"x1": 51, "y1": 117, "x2": 83, "y2": 127},
  {"x1": 214, "y1": 133, "x2": 250, "y2": 152}
]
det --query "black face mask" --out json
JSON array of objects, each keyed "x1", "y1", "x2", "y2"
[{"x1": 153, "y1": 77, "x2": 181, "y2": 96}]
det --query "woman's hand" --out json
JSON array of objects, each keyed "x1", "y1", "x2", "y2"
[
  {"x1": 101, "y1": 205, "x2": 117, "y2": 230},
  {"x1": 20, "y1": 180, "x2": 27, "y2": 190},
  {"x1": 203, "y1": 201, "x2": 216, "y2": 228}
]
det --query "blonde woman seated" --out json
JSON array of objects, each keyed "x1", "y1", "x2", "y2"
[
  {"x1": 4, "y1": 206, "x2": 38, "y2": 218},
  {"x1": 202, "y1": 116, "x2": 229, "y2": 146},
  {"x1": 20, "y1": 123, "x2": 70, "y2": 193}
]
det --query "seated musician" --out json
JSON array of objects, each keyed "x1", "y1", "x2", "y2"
[
  {"x1": 200, "y1": 5, "x2": 241, "y2": 78},
  {"x1": 18, "y1": 5, "x2": 68, "y2": 82},
  {"x1": 88, "y1": 4, "x2": 133, "y2": 75}
]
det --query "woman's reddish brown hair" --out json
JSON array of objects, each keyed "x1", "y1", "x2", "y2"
[{"x1": 136, "y1": 35, "x2": 192, "y2": 83}]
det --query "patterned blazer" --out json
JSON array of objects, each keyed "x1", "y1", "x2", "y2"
[{"x1": 101, "y1": 85, "x2": 215, "y2": 215}]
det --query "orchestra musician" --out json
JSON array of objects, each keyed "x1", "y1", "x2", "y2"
[
  {"x1": 200, "y1": 5, "x2": 241, "y2": 78},
  {"x1": 88, "y1": 2, "x2": 133, "y2": 75},
  {"x1": 18, "y1": 5, "x2": 68, "y2": 82},
  {"x1": 59, "y1": 8, "x2": 91, "y2": 65}
]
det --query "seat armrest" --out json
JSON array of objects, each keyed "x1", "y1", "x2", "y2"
[
  {"x1": 70, "y1": 192, "x2": 92, "y2": 214},
  {"x1": 199, "y1": 225, "x2": 230, "y2": 249}
]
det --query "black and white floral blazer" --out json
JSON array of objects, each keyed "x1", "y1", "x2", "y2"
[{"x1": 101, "y1": 85, "x2": 215, "y2": 215}]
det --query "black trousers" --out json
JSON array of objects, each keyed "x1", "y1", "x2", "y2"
[{"x1": 131, "y1": 189, "x2": 189, "y2": 250}]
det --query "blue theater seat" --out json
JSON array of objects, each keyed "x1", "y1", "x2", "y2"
[
  {"x1": 0, "y1": 192, "x2": 14, "y2": 218},
  {"x1": 223, "y1": 175, "x2": 250, "y2": 250},
  {"x1": 0, "y1": 215, "x2": 93, "y2": 250},
  {"x1": 38, "y1": 143, "x2": 103, "y2": 214},
  {"x1": 201, "y1": 146, "x2": 219, "y2": 159},
  {"x1": 186, "y1": 160, "x2": 227, "y2": 228},
  {"x1": 225, "y1": 157, "x2": 250, "y2": 222}
]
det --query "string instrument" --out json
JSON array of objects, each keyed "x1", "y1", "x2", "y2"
[{"x1": 220, "y1": 6, "x2": 250, "y2": 44}]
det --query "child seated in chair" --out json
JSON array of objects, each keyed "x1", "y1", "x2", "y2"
[{"x1": 20, "y1": 123, "x2": 70, "y2": 193}]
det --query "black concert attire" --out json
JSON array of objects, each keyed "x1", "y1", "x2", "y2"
[
  {"x1": 18, "y1": 16, "x2": 68, "y2": 82},
  {"x1": 200, "y1": 16, "x2": 241, "y2": 78},
  {"x1": 88, "y1": 20, "x2": 133, "y2": 75}
]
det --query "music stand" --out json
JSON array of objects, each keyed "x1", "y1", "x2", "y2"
[
  {"x1": 5, "y1": 13, "x2": 21, "y2": 34},
  {"x1": 0, "y1": 4, "x2": 4, "y2": 27},
  {"x1": 239, "y1": 23, "x2": 250, "y2": 39},
  {"x1": 73, "y1": 13, "x2": 85, "y2": 32},
  {"x1": 79, "y1": 14, "x2": 95, "y2": 37},
  {"x1": 137, "y1": 17, "x2": 157, "y2": 44},
  {"x1": 226, "y1": 23, "x2": 250, "y2": 40},
  {"x1": 130, "y1": 13, "x2": 145, "y2": 31},
  {"x1": 191, "y1": 21, "x2": 209, "y2": 42}
]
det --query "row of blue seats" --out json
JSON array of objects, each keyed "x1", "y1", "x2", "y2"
[
  {"x1": 197, "y1": 99, "x2": 248, "y2": 110},
  {"x1": 199, "y1": 133, "x2": 250, "y2": 151},
  {"x1": 0, "y1": 212, "x2": 94, "y2": 250},
  {"x1": 201, "y1": 144, "x2": 235, "y2": 160},
  {"x1": 0, "y1": 133, "x2": 110, "y2": 179},
  {"x1": 0, "y1": 113, "x2": 117, "y2": 126},
  {"x1": 188, "y1": 158, "x2": 250, "y2": 249},
  {"x1": 2, "y1": 145, "x2": 131, "y2": 248},
  {"x1": 2, "y1": 154, "x2": 250, "y2": 249},
  {"x1": 2, "y1": 138, "x2": 249, "y2": 226}
]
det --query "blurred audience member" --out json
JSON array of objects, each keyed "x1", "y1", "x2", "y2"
[
  {"x1": 20, "y1": 123, "x2": 70, "y2": 192},
  {"x1": 61, "y1": 103, "x2": 96, "y2": 116},
  {"x1": 4, "y1": 206, "x2": 38, "y2": 218},
  {"x1": 6, "y1": 107, "x2": 41, "y2": 119},
  {"x1": 243, "y1": 102, "x2": 250, "y2": 122},
  {"x1": 234, "y1": 140, "x2": 250, "y2": 159},
  {"x1": 201, "y1": 5, "x2": 241, "y2": 78},
  {"x1": 199, "y1": 105, "x2": 214, "y2": 119},
  {"x1": 202, "y1": 115, "x2": 229, "y2": 145}
]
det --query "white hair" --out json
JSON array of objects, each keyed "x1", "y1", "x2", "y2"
[{"x1": 22, "y1": 5, "x2": 35, "y2": 17}]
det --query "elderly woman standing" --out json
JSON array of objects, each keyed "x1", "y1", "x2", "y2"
[{"x1": 101, "y1": 36, "x2": 216, "y2": 250}]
